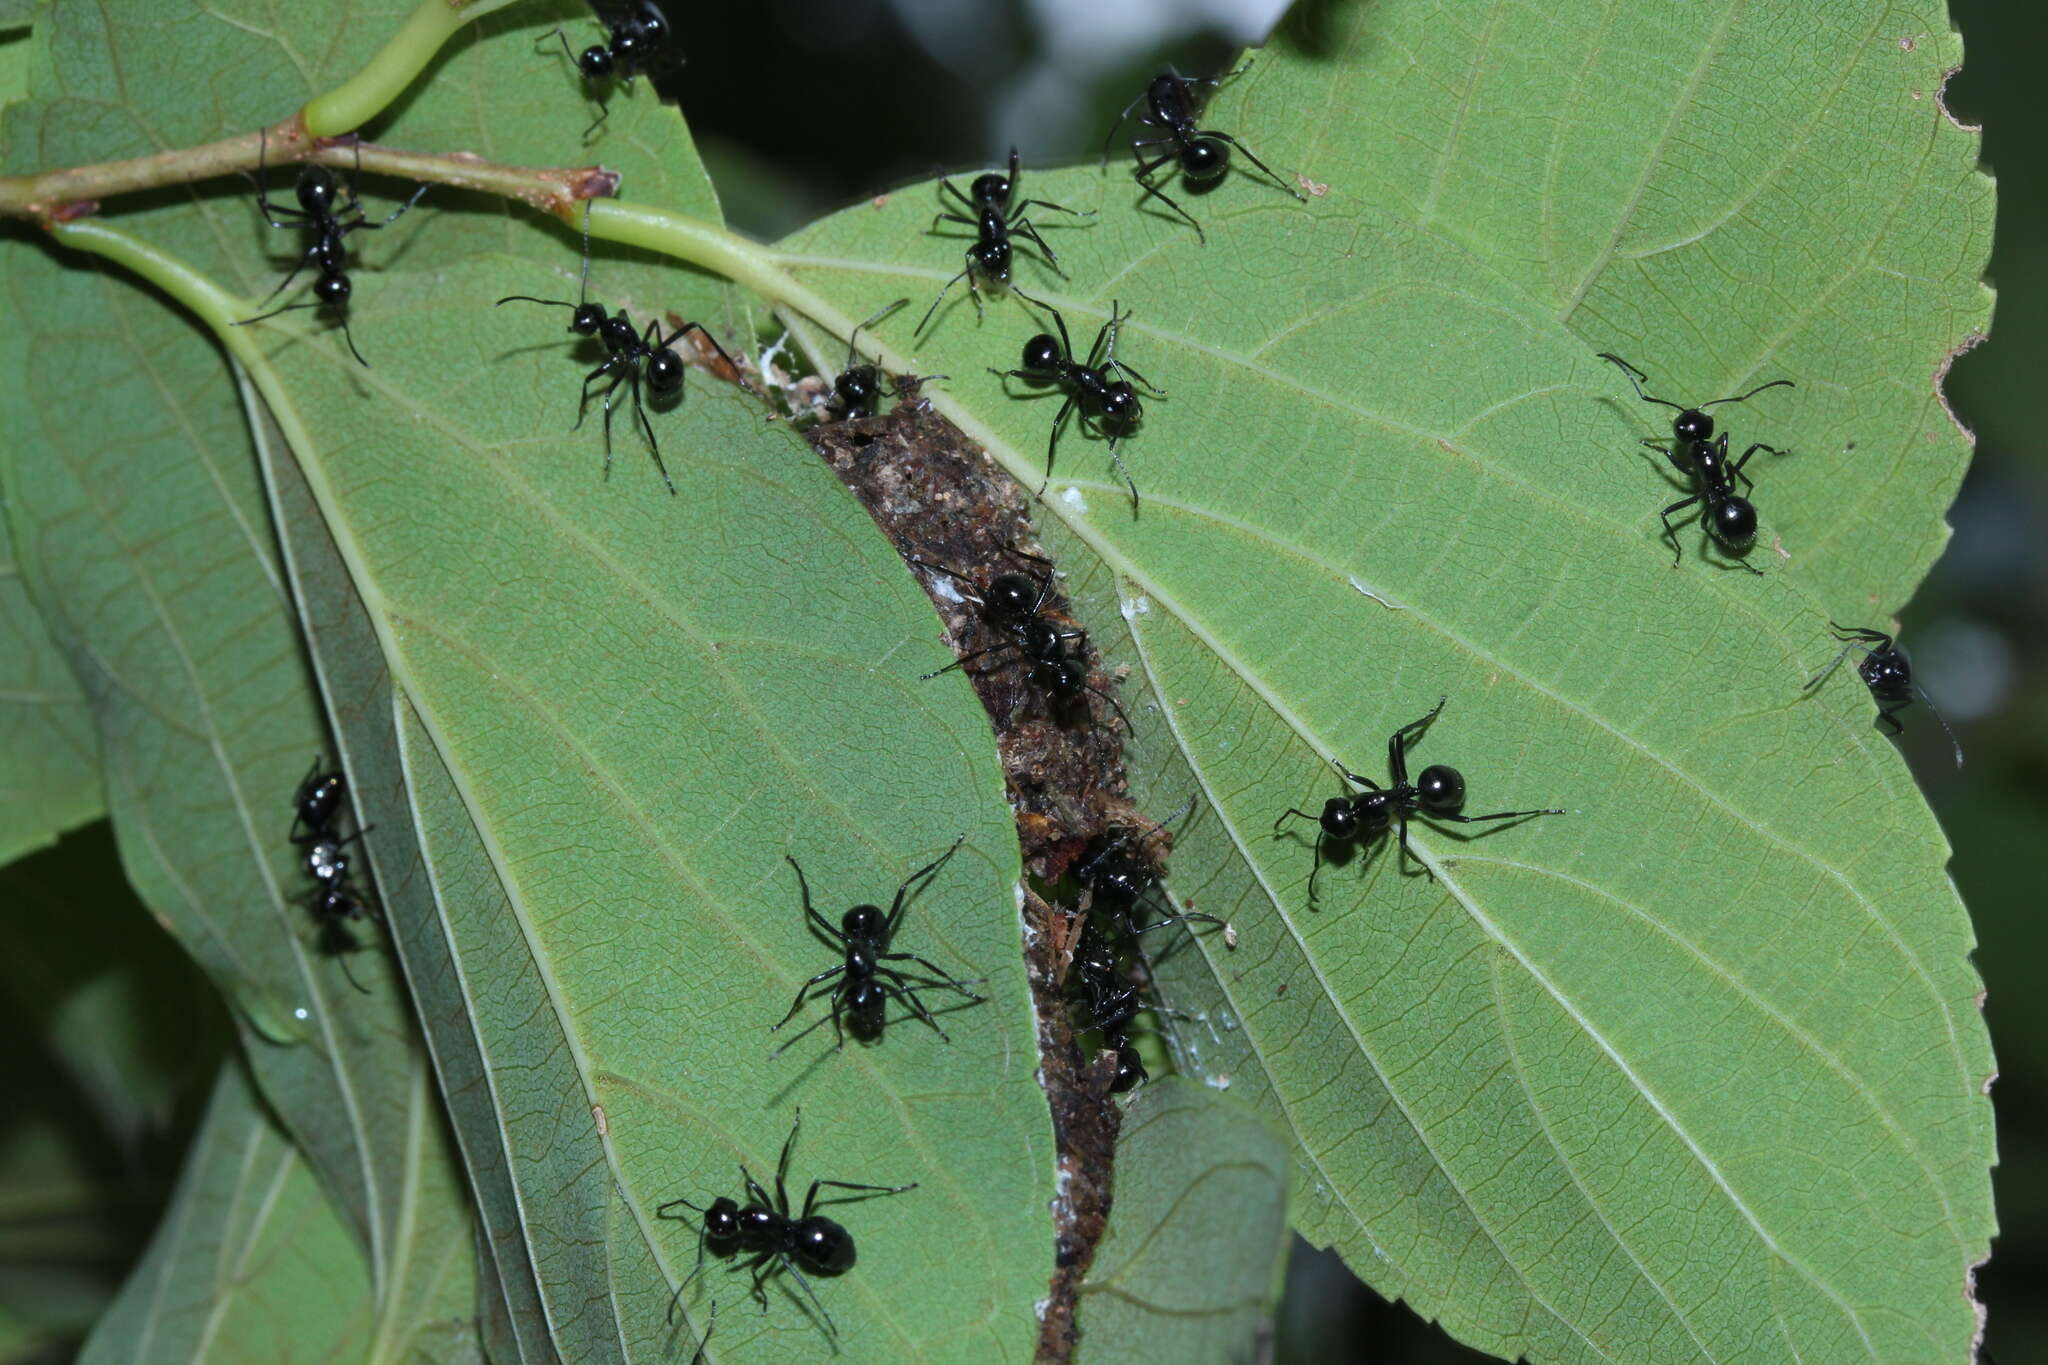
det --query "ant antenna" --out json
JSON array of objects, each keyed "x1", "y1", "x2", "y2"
[
  {"x1": 846, "y1": 297, "x2": 908, "y2": 371},
  {"x1": 1698, "y1": 376, "x2": 1796, "y2": 409},
  {"x1": 1916, "y1": 685, "x2": 1965, "y2": 769},
  {"x1": 234, "y1": 300, "x2": 370, "y2": 366}
]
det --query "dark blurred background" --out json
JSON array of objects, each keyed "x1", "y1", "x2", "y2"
[
  {"x1": 4, "y1": 1, "x2": 2037, "y2": 1360},
  {"x1": 657, "y1": 1, "x2": 2047, "y2": 1359}
]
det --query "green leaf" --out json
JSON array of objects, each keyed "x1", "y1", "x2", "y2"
[
  {"x1": 0, "y1": 509, "x2": 101, "y2": 868},
  {"x1": 1077, "y1": 1078, "x2": 1289, "y2": 1364},
  {"x1": 77, "y1": 1058, "x2": 477, "y2": 1365},
  {"x1": 247, "y1": 250, "x2": 1053, "y2": 1356},
  {"x1": 773, "y1": 5, "x2": 1994, "y2": 1361}
]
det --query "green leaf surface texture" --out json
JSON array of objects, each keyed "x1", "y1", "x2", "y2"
[
  {"x1": 0, "y1": 509, "x2": 101, "y2": 866},
  {"x1": 775, "y1": 4, "x2": 1995, "y2": 1361},
  {"x1": 78, "y1": 1058, "x2": 477, "y2": 1365},
  {"x1": 1077, "y1": 1078, "x2": 1290, "y2": 1364}
]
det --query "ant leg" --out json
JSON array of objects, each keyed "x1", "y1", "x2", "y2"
[
  {"x1": 1010, "y1": 216, "x2": 1069, "y2": 279},
  {"x1": 1642, "y1": 438, "x2": 1692, "y2": 479},
  {"x1": 1201, "y1": 128, "x2": 1308, "y2": 200},
  {"x1": 1273, "y1": 807, "x2": 1322, "y2": 833},
  {"x1": 886, "y1": 834, "x2": 966, "y2": 937},
  {"x1": 785, "y1": 855, "x2": 845, "y2": 944},
  {"x1": 1874, "y1": 698, "x2": 1908, "y2": 738},
  {"x1": 1306, "y1": 832, "x2": 1325, "y2": 903},
  {"x1": 1388, "y1": 696, "x2": 1448, "y2": 787},
  {"x1": 333, "y1": 314, "x2": 370, "y2": 368},
  {"x1": 626, "y1": 370, "x2": 677, "y2": 496},
  {"x1": 1105, "y1": 433, "x2": 1141, "y2": 514},
  {"x1": 920, "y1": 639, "x2": 1022, "y2": 681},
  {"x1": 878, "y1": 952, "x2": 985, "y2": 998},
  {"x1": 1433, "y1": 806, "x2": 1566, "y2": 824},
  {"x1": 775, "y1": 1255, "x2": 836, "y2": 1337},
  {"x1": 1106, "y1": 356, "x2": 1164, "y2": 395},
  {"x1": 1658, "y1": 495, "x2": 1702, "y2": 567},
  {"x1": 1099, "y1": 89, "x2": 1151, "y2": 163},
  {"x1": 875, "y1": 969, "x2": 952, "y2": 1042},
  {"x1": 1131, "y1": 154, "x2": 1206, "y2": 244},
  {"x1": 937, "y1": 176, "x2": 976, "y2": 213},
  {"x1": 802, "y1": 1178, "x2": 920, "y2": 1217},
  {"x1": 1595, "y1": 352, "x2": 1684, "y2": 412},
  {"x1": 768, "y1": 1007, "x2": 837, "y2": 1059},
  {"x1": 362, "y1": 180, "x2": 429, "y2": 231},
  {"x1": 1395, "y1": 810, "x2": 1421, "y2": 875},
  {"x1": 661, "y1": 321, "x2": 753, "y2": 397},
  {"x1": 573, "y1": 355, "x2": 619, "y2": 433},
  {"x1": 772, "y1": 964, "x2": 846, "y2": 1032},
  {"x1": 1083, "y1": 678, "x2": 1135, "y2": 735},
  {"x1": 1728, "y1": 441, "x2": 1784, "y2": 493},
  {"x1": 927, "y1": 210, "x2": 977, "y2": 234},
  {"x1": 1037, "y1": 394, "x2": 1079, "y2": 494},
  {"x1": 916, "y1": 266, "x2": 970, "y2": 336},
  {"x1": 251, "y1": 244, "x2": 319, "y2": 309},
  {"x1": 581, "y1": 93, "x2": 612, "y2": 143},
  {"x1": 1830, "y1": 623, "x2": 1895, "y2": 651}
]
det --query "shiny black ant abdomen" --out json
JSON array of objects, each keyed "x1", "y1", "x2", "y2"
[
  {"x1": 545, "y1": 1, "x2": 683, "y2": 140},
  {"x1": 1104, "y1": 66, "x2": 1304, "y2": 244},
  {"x1": 1805, "y1": 622, "x2": 1963, "y2": 767},
  {"x1": 496, "y1": 203, "x2": 743, "y2": 495},
  {"x1": 656, "y1": 1108, "x2": 916, "y2": 1335},
  {"x1": 233, "y1": 137, "x2": 426, "y2": 367},
  {"x1": 773, "y1": 837, "x2": 985, "y2": 1054},
  {"x1": 993, "y1": 297, "x2": 1162, "y2": 512},
  {"x1": 1274, "y1": 698, "x2": 1564, "y2": 902},
  {"x1": 1598, "y1": 352, "x2": 1795, "y2": 573},
  {"x1": 917, "y1": 147, "x2": 1092, "y2": 335},
  {"x1": 287, "y1": 756, "x2": 377, "y2": 992}
]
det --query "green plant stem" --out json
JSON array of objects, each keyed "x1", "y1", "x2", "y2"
[{"x1": 303, "y1": 0, "x2": 522, "y2": 138}]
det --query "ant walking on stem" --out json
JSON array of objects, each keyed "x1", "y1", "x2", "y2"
[{"x1": 234, "y1": 135, "x2": 426, "y2": 367}]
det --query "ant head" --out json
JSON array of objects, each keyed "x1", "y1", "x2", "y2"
[
  {"x1": 1021, "y1": 333, "x2": 1063, "y2": 374},
  {"x1": 295, "y1": 770, "x2": 344, "y2": 829},
  {"x1": 1674, "y1": 408, "x2": 1714, "y2": 443},
  {"x1": 305, "y1": 839, "x2": 349, "y2": 884},
  {"x1": 1415, "y1": 764, "x2": 1466, "y2": 814},
  {"x1": 984, "y1": 571, "x2": 1041, "y2": 618},
  {"x1": 645, "y1": 348, "x2": 686, "y2": 397},
  {"x1": 1182, "y1": 137, "x2": 1230, "y2": 182},
  {"x1": 1858, "y1": 648, "x2": 1912, "y2": 698},
  {"x1": 296, "y1": 166, "x2": 339, "y2": 216},
  {"x1": 841, "y1": 904, "x2": 885, "y2": 940},
  {"x1": 970, "y1": 171, "x2": 1011, "y2": 208},
  {"x1": 569, "y1": 303, "x2": 606, "y2": 336},
  {"x1": 598, "y1": 312, "x2": 638, "y2": 352},
  {"x1": 1710, "y1": 496, "x2": 1758, "y2": 549},
  {"x1": 834, "y1": 365, "x2": 879, "y2": 416},
  {"x1": 1318, "y1": 797, "x2": 1358, "y2": 839},
  {"x1": 1082, "y1": 837, "x2": 1152, "y2": 904},
  {"x1": 700, "y1": 1197, "x2": 742, "y2": 1242},
  {"x1": 971, "y1": 237, "x2": 1012, "y2": 282},
  {"x1": 578, "y1": 44, "x2": 614, "y2": 79},
  {"x1": 313, "y1": 273, "x2": 352, "y2": 305},
  {"x1": 794, "y1": 1217, "x2": 855, "y2": 1274},
  {"x1": 1110, "y1": 1042, "x2": 1147, "y2": 1092},
  {"x1": 1099, "y1": 382, "x2": 1141, "y2": 427}
]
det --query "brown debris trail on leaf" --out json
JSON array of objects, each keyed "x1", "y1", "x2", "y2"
[{"x1": 808, "y1": 396, "x2": 1148, "y2": 1364}]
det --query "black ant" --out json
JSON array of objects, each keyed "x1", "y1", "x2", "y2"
[
  {"x1": 993, "y1": 298, "x2": 1162, "y2": 512},
  {"x1": 1068, "y1": 928, "x2": 1151, "y2": 1093},
  {"x1": 1074, "y1": 799, "x2": 1221, "y2": 941},
  {"x1": 545, "y1": 1, "x2": 684, "y2": 140},
  {"x1": 1274, "y1": 698, "x2": 1564, "y2": 901},
  {"x1": 287, "y1": 757, "x2": 377, "y2": 993},
  {"x1": 1805, "y1": 623, "x2": 1963, "y2": 767},
  {"x1": 917, "y1": 147, "x2": 1092, "y2": 335},
  {"x1": 496, "y1": 202, "x2": 743, "y2": 496},
  {"x1": 1104, "y1": 66, "x2": 1303, "y2": 245},
  {"x1": 827, "y1": 298, "x2": 945, "y2": 420},
  {"x1": 773, "y1": 837, "x2": 986, "y2": 1054},
  {"x1": 910, "y1": 545, "x2": 1132, "y2": 732},
  {"x1": 656, "y1": 1108, "x2": 916, "y2": 1335},
  {"x1": 234, "y1": 137, "x2": 426, "y2": 367},
  {"x1": 1598, "y1": 352, "x2": 1795, "y2": 573}
]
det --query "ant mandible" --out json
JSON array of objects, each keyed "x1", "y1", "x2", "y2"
[
  {"x1": 1804, "y1": 622, "x2": 1963, "y2": 767},
  {"x1": 656, "y1": 1108, "x2": 917, "y2": 1336},
  {"x1": 497, "y1": 201, "x2": 744, "y2": 496},
  {"x1": 993, "y1": 297, "x2": 1163, "y2": 513},
  {"x1": 773, "y1": 836, "x2": 986, "y2": 1054},
  {"x1": 827, "y1": 298, "x2": 946, "y2": 420},
  {"x1": 233, "y1": 136, "x2": 427, "y2": 367},
  {"x1": 1274, "y1": 698, "x2": 1564, "y2": 901},
  {"x1": 1104, "y1": 65, "x2": 1304, "y2": 245},
  {"x1": 1598, "y1": 352, "x2": 1795, "y2": 573},
  {"x1": 911, "y1": 544, "x2": 1132, "y2": 732},
  {"x1": 916, "y1": 147, "x2": 1093, "y2": 335},
  {"x1": 545, "y1": 1, "x2": 684, "y2": 140}
]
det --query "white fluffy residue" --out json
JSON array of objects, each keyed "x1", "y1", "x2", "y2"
[{"x1": 1059, "y1": 486, "x2": 1088, "y2": 514}]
